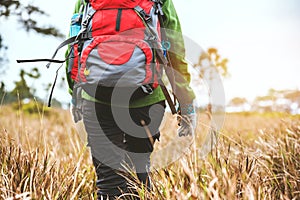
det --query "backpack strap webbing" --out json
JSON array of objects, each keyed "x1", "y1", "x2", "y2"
[
  {"x1": 153, "y1": 0, "x2": 180, "y2": 115},
  {"x1": 134, "y1": 2, "x2": 179, "y2": 115},
  {"x1": 16, "y1": 34, "x2": 89, "y2": 107},
  {"x1": 16, "y1": 36, "x2": 78, "y2": 67}
]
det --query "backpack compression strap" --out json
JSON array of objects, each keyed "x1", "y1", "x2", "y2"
[{"x1": 16, "y1": 36, "x2": 78, "y2": 67}]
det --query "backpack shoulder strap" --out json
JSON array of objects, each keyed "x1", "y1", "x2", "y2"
[{"x1": 134, "y1": 1, "x2": 178, "y2": 115}]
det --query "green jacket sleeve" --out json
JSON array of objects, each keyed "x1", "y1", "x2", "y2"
[{"x1": 162, "y1": 0, "x2": 196, "y2": 104}]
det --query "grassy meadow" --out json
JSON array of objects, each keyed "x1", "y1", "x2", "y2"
[{"x1": 0, "y1": 103, "x2": 299, "y2": 199}]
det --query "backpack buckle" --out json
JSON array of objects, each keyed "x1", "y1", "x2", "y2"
[
  {"x1": 152, "y1": 0, "x2": 164, "y2": 16},
  {"x1": 141, "y1": 84, "x2": 154, "y2": 94},
  {"x1": 134, "y1": 6, "x2": 152, "y2": 23},
  {"x1": 144, "y1": 14, "x2": 152, "y2": 23}
]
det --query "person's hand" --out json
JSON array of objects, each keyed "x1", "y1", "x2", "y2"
[
  {"x1": 71, "y1": 98, "x2": 82, "y2": 123},
  {"x1": 177, "y1": 103, "x2": 197, "y2": 137}
]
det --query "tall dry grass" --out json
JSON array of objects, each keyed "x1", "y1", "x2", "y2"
[
  {"x1": 129, "y1": 113, "x2": 300, "y2": 200},
  {"x1": 0, "y1": 105, "x2": 96, "y2": 199},
  {"x1": 0, "y1": 102, "x2": 299, "y2": 199}
]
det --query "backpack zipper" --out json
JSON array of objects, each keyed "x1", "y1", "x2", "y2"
[{"x1": 116, "y1": 8, "x2": 122, "y2": 31}]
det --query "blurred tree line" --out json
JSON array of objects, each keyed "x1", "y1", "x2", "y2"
[
  {"x1": 0, "y1": 0, "x2": 63, "y2": 106},
  {"x1": 228, "y1": 89, "x2": 300, "y2": 114}
]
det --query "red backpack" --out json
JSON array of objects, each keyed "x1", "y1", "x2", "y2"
[{"x1": 68, "y1": 0, "x2": 168, "y2": 99}]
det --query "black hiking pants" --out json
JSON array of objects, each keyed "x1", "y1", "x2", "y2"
[{"x1": 82, "y1": 99, "x2": 165, "y2": 199}]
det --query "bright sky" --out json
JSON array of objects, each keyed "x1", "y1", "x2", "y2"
[{"x1": 1, "y1": 0, "x2": 300, "y2": 105}]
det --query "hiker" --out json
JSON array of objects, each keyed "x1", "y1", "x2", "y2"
[{"x1": 66, "y1": 0, "x2": 197, "y2": 199}]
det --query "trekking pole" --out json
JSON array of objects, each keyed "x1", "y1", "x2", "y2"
[{"x1": 159, "y1": 80, "x2": 177, "y2": 115}]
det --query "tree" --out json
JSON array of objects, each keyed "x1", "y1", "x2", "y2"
[
  {"x1": 194, "y1": 47, "x2": 229, "y2": 113},
  {"x1": 194, "y1": 47, "x2": 229, "y2": 109},
  {"x1": 10, "y1": 68, "x2": 41, "y2": 100},
  {"x1": 0, "y1": 82, "x2": 5, "y2": 102},
  {"x1": 284, "y1": 90, "x2": 300, "y2": 103},
  {"x1": 0, "y1": 1, "x2": 63, "y2": 38},
  {"x1": 0, "y1": 0, "x2": 64, "y2": 104},
  {"x1": 0, "y1": 35, "x2": 8, "y2": 68},
  {"x1": 228, "y1": 97, "x2": 248, "y2": 106},
  {"x1": 196, "y1": 47, "x2": 229, "y2": 79},
  {"x1": 0, "y1": 0, "x2": 63, "y2": 72}
]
